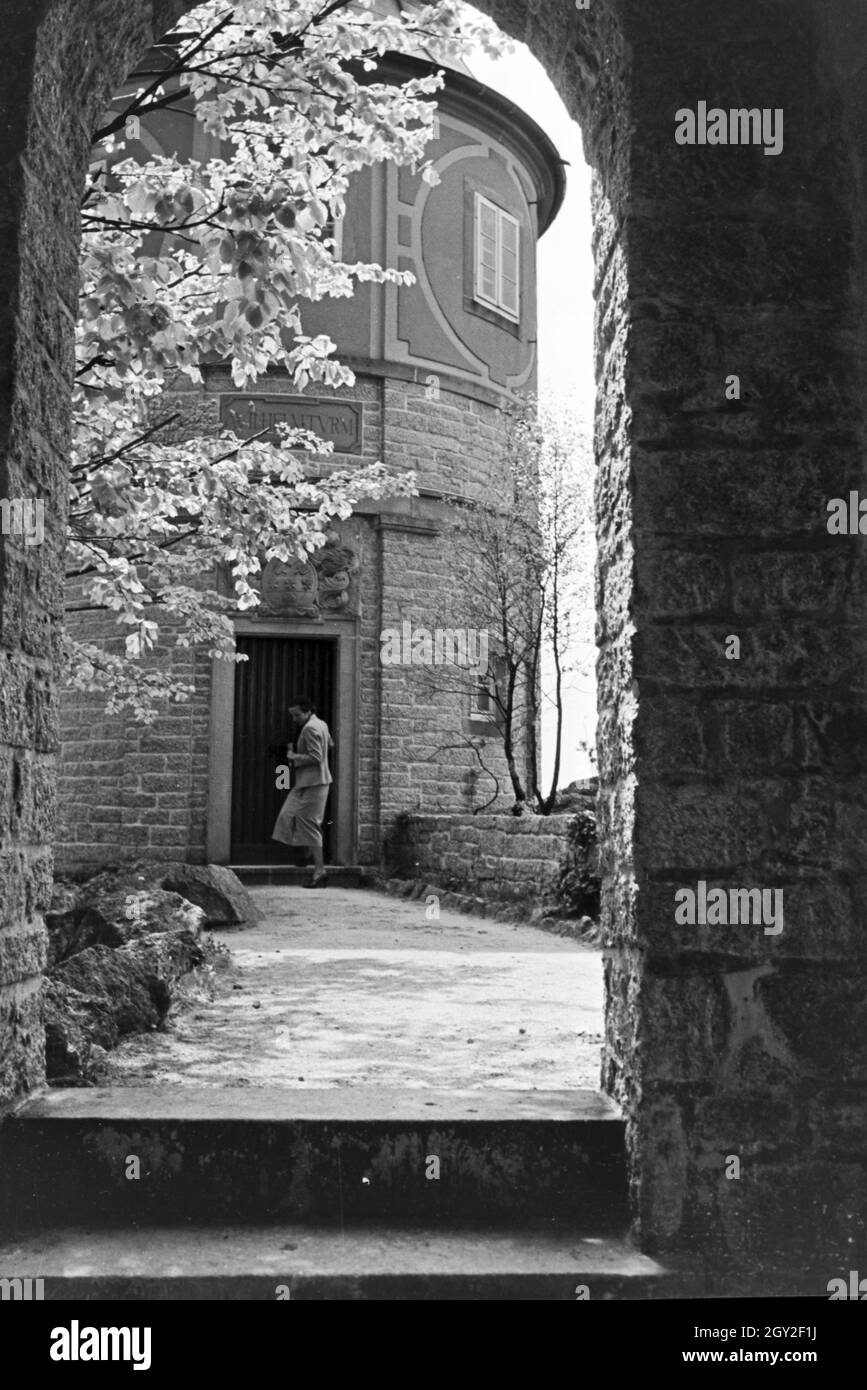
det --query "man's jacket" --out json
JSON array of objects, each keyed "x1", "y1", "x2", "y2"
[{"x1": 292, "y1": 714, "x2": 333, "y2": 788}]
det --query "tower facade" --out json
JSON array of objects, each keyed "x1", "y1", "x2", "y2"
[{"x1": 57, "y1": 37, "x2": 564, "y2": 871}]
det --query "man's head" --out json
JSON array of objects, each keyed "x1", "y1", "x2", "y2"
[{"x1": 288, "y1": 695, "x2": 314, "y2": 725}]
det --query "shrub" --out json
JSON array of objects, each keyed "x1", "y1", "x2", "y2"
[{"x1": 554, "y1": 809, "x2": 600, "y2": 919}]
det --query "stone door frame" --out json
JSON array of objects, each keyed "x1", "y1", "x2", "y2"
[{"x1": 207, "y1": 620, "x2": 360, "y2": 866}]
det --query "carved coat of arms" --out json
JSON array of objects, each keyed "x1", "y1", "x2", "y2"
[{"x1": 258, "y1": 531, "x2": 360, "y2": 619}]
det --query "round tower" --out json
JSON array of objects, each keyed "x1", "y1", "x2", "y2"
[{"x1": 57, "y1": 13, "x2": 564, "y2": 872}]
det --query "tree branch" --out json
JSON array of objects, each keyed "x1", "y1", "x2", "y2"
[{"x1": 91, "y1": 10, "x2": 236, "y2": 144}]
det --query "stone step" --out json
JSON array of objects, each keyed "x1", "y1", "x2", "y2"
[
  {"x1": 0, "y1": 1223, "x2": 669, "y2": 1300},
  {"x1": 1, "y1": 1086, "x2": 628, "y2": 1229},
  {"x1": 229, "y1": 864, "x2": 367, "y2": 888}
]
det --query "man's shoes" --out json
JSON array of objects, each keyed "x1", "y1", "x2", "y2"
[{"x1": 305, "y1": 872, "x2": 328, "y2": 889}]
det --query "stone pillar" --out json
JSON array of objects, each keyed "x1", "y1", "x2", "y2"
[
  {"x1": 487, "y1": 0, "x2": 867, "y2": 1273},
  {"x1": 612, "y1": 0, "x2": 867, "y2": 1275},
  {"x1": 0, "y1": 0, "x2": 187, "y2": 1108}
]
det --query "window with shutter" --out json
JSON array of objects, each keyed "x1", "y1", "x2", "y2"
[{"x1": 473, "y1": 193, "x2": 521, "y2": 323}]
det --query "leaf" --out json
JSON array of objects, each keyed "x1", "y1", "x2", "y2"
[{"x1": 72, "y1": 0, "x2": 501, "y2": 722}]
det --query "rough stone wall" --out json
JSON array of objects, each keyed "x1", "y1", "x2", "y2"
[
  {"x1": 615, "y1": 0, "x2": 867, "y2": 1273},
  {"x1": 383, "y1": 377, "x2": 516, "y2": 501},
  {"x1": 371, "y1": 514, "x2": 503, "y2": 860},
  {"x1": 378, "y1": 377, "x2": 529, "y2": 823},
  {"x1": 356, "y1": 511, "x2": 383, "y2": 865},
  {"x1": 0, "y1": 0, "x2": 189, "y2": 1108},
  {"x1": 479, "y1": 0, "x2": 867, "y2": 1270},
  {"x1": 384, "y1": 811, "x2": 570, "y2": 908},
  {"x1": 2, "y1": 0, "x2": 865, "y2": 1278},
  {"x1": 377, "y1": 524, "x2": 519, "y2": 824},
  {"x1": 56, "y1": 614, "x2": 211, "y2": 872}
]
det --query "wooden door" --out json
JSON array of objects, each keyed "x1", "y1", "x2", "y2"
[{"x1": 230, "y1": 635, "x2": 336, "y2": 863}]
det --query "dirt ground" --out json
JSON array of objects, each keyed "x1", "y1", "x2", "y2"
[{"x1": 101, "y1": 886, "x2": 604, "y2": 1090}]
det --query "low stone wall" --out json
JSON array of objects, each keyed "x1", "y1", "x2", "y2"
[{"x1": 384, "y1": 812, "x2": 575, "y2": 910}]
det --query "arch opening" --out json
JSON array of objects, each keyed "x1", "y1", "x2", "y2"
[{"x1": 2, "y1": 0, "x2": 866, "y2": 1279}]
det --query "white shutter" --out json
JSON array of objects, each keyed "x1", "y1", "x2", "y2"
[
  {"x1": 475, "y1": 195, "x2": 499, "y2": 304},
  {"x1": 498, "y1": 209, "x2": 520, "y2": 318},
  {"x1": 474, "y1": 194, "x2": 520, "y2": 321}
]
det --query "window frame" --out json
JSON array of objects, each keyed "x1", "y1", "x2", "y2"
[
  {"x1": 470, "y1": 671, "x2": 498, "y2": 723},
  {"x1": 464, "y1": 652, "x2": 507, "y2": 738},
  {"x1": 326, "y1": 212, "x2": 344, "y2": 261},
  {"x1": 473, "y1": 192, "x2": 521, "y2": 325}
]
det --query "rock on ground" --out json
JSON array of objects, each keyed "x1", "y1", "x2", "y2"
[
  {"x1": 46, "y1": 879, "x2": 203, "y2": 967},
  {"x1": 44, "y1": 929, "x2": 213, "y2": 1085},
  {"x1": 43, "y1": 864, "x2": 226, "y2": 1085},
  {"x1": 159, "y1": 863, "x2": 261, "y2": 929}
]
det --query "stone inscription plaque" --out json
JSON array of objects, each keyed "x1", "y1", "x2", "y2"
[{"x1": 219, "y1": 394, "x2": 362, "y2": 452}]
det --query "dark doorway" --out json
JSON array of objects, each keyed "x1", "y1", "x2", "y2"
[{"x1": 230, "y1": 635, "x2": 337, "y2": 863}]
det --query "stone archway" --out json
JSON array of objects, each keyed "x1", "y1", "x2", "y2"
[{"x1": 1, "y1": 0, "x2": 866, "y2": 1272}]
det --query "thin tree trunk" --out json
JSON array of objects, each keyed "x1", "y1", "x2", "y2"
[
  {"x1": 526, "y1": 581, "x2": 546, "y2": 811},
  {"x1": 543, "y1": 562, "x2": 564, "y2": 814},
  {"x1": 502, "y1": 662, "x2": 528, "y2": 803}
]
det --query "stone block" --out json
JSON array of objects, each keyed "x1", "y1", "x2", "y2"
[
  {"x1": 759, "y1": 967, "x2": 867, "y2": 1083},
  {"x1": 0, "y1": 924, "x2": 48, "y2": 984},
  {"x1": 635, "y1": 547, "x2": 728, "y2": 618},
  {"x1": 640, "y1": 970, "x2": 729, "y2": 1085},
  {"x1": 715, "y1": 1161, "x2": 867, "y2": 1274},
  {"x1": 0, "y1": 982, "x2": 45, "y2": 1106},
  {"x1": 732, "y1": 550, "x2": 847, "y2": 618},
  {"x1": 796, "y1": 701, "x2": 867, "y2": 776},
  {"x1": 634, "y1": 1095, "x2": 689, "y2": 1244},
  {"x1": 635, "y1": 620, "x2": 853, "y2": 692}
]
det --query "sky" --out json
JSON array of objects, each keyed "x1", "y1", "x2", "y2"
[
  {"x1": 470, "y1": 40, "x2": 598, "y2": 786},
  {"x1": 470, "y1": 42, "x2": 595, "y2": 408}
]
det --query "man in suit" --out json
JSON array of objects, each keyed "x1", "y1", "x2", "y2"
[{"x1": 272, "y1": 695, "x2": 334, "y2": 888}]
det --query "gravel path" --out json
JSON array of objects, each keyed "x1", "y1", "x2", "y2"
[{"x1": 101, "y1": 886, "x2": 604, "y2": 1090}]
